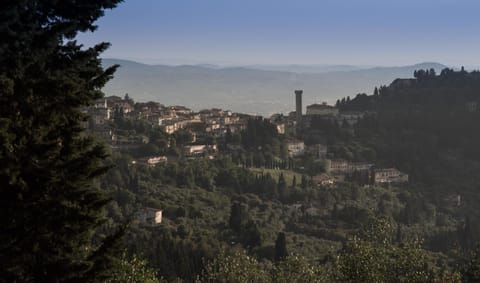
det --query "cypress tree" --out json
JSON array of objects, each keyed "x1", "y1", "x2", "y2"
[
  {"x1": 0, "y1": 1, "x2": 122, "y2": 282},
  {"x1": 274, "y1": 232, "x2": 288, "y2": 262},
  {"x1": 229, "y1": 202, "x2": 245, "y2": 233},
  {"x1": 277, "y1": 172, "x2": 287, "y2": 191},
  {"x1": 242, "y1": 220, "x2": 262, "y2": 248},
  {"x1": 301, "y1": 174, "x2": 308, "y2": 189}
]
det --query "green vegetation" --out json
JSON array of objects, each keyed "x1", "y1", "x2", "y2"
[
  {"x1": 98, "y1": 149, "x2": 464, "y2": 281},
  {"x1": 5, "y1": 1, "x2": 480, "y2": 281},
  {"x1": 99, "y1": 68, "x2": 480, "y2": 281},
  {"x1": 0, "y1": 1, "x2": 125, "y2": 282},
  {"x1": 249, "y1": 168, "x2": 303, "y2": 187},
  {"x1": 108, "y1": 253, "x2": 163, "y2": 283}
]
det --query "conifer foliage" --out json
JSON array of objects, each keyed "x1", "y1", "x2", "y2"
[{"x1": 0, "y1": 1, "x2": 122, "y2": 282}]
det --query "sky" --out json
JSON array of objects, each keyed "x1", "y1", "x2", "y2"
[{"x1": 77, "y1": 0, "x2": 480, "y2": 67}]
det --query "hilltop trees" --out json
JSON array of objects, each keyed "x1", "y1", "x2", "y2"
[{"x1": 0, "y1": 1, "x2": 122, "y2": 282}]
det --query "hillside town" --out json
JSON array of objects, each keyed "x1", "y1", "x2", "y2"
[
  {"x1": 85, "y1": 90, "x2": 408, "y2": 188},
  {"x1": 7, "y1": 2, "x2": 480, "y2": 282}
]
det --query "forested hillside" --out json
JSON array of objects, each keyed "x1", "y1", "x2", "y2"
[
  {"x1": 340, "y1": 68, "x2": 480, "y2": 210},
  {"x1": 97, "y1": 69, "x2": 480, "y2": 282},
  {"x1": 336, "y1": 68, "x2": 480, "y2": 253}
]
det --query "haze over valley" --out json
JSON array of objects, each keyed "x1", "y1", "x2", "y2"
[{"x1": 103, "y1": 58, "x2": 446, "y2": 115}]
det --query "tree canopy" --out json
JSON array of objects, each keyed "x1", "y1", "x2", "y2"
[{"x1": 0, "y1": 1, "x2": 122, "y2": 282}]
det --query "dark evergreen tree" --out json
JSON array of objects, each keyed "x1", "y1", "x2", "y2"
[
  {"x1": 123, "y1": 93, "x2": 134, "y2": 105},
  {"x1": 224, "y1": 127, "x2": 233, "y2": 147},
  {"x1": 0, "y1": 1, "x2": 122, "y2": 282},
  {"x1": 242, "y1": 220, "x2": 262, "y2": 248},
  {"x1": 274, "y1": 232, "x2": 288, "y2": 262},
  {"x1": 278, "y1": 172, "x2": 289, "y2": 202},
  {"x1": 300, "y1": 174, "x2": 308, "y2": 189},
  {"x1": 278, "y1": 173, "x2": 287, "y2": 192},
  {"x1": 461, "y1": 215, "x2": 474, "y2": 250},
  {"x1": 229, "y1": 202, "x2": 245, "y2": 233}
]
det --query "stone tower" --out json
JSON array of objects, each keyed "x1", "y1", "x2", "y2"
[{"x1": 295, "y1": 90, "x2": 303, "y2": 133}]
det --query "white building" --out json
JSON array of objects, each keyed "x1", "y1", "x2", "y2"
[
  {"x1": 306, "y1": 103, "x2": 339, "y2": 116},
  {"x1": 132, "y1": 156, "x2": 168, "y2": 166},
  {"x1": 136, "y1": 208, "x2": 162, "y2": 226},
  {"x1": 374, "y1": 168, "x2": 409, "y2": 184},
  {"x1": 287, "y1": 141, "x2": 305, "y2": 157},
  {"x1": 183, "y1": 144, "x2": 218, "y2": 157},
  {"x1": 337, "y1": 111, "x2": 365, "y2": 126}
]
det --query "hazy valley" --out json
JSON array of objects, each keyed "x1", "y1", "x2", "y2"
[{"x1": 103, "y1": 59, "x2": 446, "y2": 115}]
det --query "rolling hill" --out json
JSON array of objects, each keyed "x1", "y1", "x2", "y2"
[{"x1": 102, "y1": 59, "x2": 447, "y2": 116}]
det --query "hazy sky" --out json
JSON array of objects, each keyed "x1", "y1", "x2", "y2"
[{"x1": 77, "y1": 0, "x2": 480, "y2": 66}]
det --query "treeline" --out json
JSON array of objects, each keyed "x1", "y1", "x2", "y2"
[
  {"x1": 338, "y1": 68, "x2": 480, "y2": 185},
  {"x1": 338, "y1": 68, "x2": 480, "y2": 112},
  {"x1": 103, "y1": 155, "x2": 312, "y2": 206},
  {"x1": 327, "y1": 68, "x2": 480, "y2": 256}
]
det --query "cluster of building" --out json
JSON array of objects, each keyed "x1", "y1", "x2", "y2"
[
  {"x1": 291, "y1": 90, "x2": 409, "y2": 187},
  {"x1": 292, "y1": 90, "x2": 370, "y2": 134},
  {"x1": 303, "y1": 103, "x2": 368, "y2": 128},
  {"x1": 84, "y1": 90, "x2": 414, "y2": 229},
  {"x1": 87, "y1": 95, "x2": 246, "y2": 137},
  {"x1": 84, "y1": 95, "x2": 252, "y2": 165},
  {"x1": 281, "y1": 138, "x2": 409, "y2": 186},
  {"x1": 86, "y1": 91, "x2": 409, "y2": 187},
  {"x1": 309, "y1": 157, "x2": 409, "y2": 187}
]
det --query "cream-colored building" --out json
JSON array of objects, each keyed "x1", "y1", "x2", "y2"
[
  {"x1": 287, "y1": 141, "x2": 305, "y2": 157},
  {"x1": 312, "y1": 174, "x2": 335, "y2": 187},
  {"x1": 374, "y1": 168, "x2": 409, "y2": 184},
  {"x1": 326, "y1": 159, "x2": 373, "y2": 173},
  {"x1": 136, "y1": 208, "x2": 162, "y2": 226},
  {"x1": 183, "y1": 144, "x2": 218, "y2": 157},
  {"x1": 132, "y1": 156, "x2": 168, "y2": 166},
  {"x1": 306, "y1": 103, "x2": 339, "y2": 116}
]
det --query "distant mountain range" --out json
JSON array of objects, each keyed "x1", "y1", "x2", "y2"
[
  {"x1": 242, "y1": 64, "x2": 374, "y2": 73},
  {"x1": 102, "y1": 59, "x2": 447, "y2": 116}
]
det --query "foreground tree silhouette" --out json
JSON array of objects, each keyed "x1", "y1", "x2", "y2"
[{"x1": 0, "y1": 1, "x2": 122, "y2": 282}]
